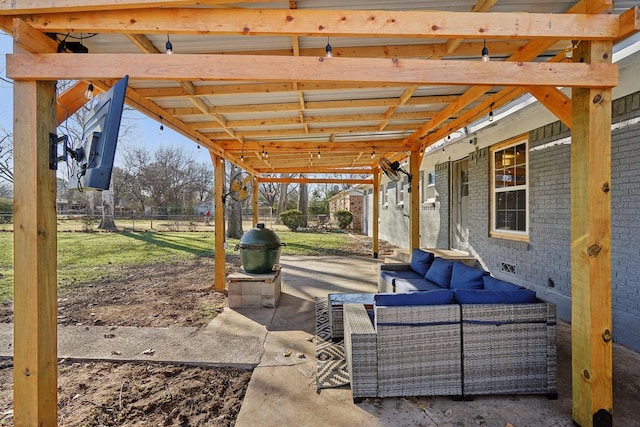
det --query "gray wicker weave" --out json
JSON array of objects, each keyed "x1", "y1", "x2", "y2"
[
  {"x1": 343, "y1": 303, "x2": 378, "y2": 401},
  {"x1": 376, "y1": 304, "x2": 462, "y2": 397},
  {"x1": 461, "y1": 303, "x2": 557, "y2": 397},
  {"x1": 343, "y1": 300, "x2": 558, "y2": 402}
]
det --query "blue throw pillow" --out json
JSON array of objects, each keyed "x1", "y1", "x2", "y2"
[
  {"x1": 424, "y1": 258, "x2": 454, "y2": 288},
  {"x1": 450, "y1": 261, "x2": 485, "y2": 290},
  {"x1": 410, "y1": 249, "x2": 435, "y2": 276},
  {"x1": 453, "y1": 289, "x2": 537, "y2": 304},
  {"x1": 375, "y1": 289, "x2": 454, "y2": 306},
  {"x1": 482, "y1": 275, "x2": 525, "y2": 292}
]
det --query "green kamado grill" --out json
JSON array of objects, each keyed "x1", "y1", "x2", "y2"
[{"x1": 235, "y1": 223, "x2": 286, "y2": 274}]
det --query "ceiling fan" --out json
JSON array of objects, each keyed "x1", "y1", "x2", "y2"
[{"x1": 379, "y1": 157, "x2": 412, "y2": 192}]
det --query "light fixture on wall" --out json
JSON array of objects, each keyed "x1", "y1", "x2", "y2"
[
  {"x1": 165, "y1": 35, "x2": 173, "y2": 54},
  {"x1": 325, "y1": 37, "x2": 333, "y2": 58},
  {"x1": 481, "y1": 39, "x2": 490, "y2": 62},
  {"x1": 84, "y1": 82, "x2": 94, "y2": 99}
]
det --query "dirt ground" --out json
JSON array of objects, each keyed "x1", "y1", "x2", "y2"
[{"x1": 0, "y1": 232, "x2": 385, "y2": 426}]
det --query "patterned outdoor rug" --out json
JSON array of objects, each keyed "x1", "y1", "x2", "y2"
[{"x1": 315, "y1": 297, "x2": 350, "y2": 390}]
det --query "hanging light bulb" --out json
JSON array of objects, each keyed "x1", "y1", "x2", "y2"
[
  {"x1": 159, "y1": 116, "x2": 164, "y2": 134},
  {"x1": 264, "y1": 150, "x2": 269, "y2": 159},
  {"x1": 317, "y1": 148, "x2": 321, "y2": 159},
  {"x1": 325, "y1": 37, "x2": 333, "y2": 58},
  {"x1": 165, "y1": 35, "x2": 173, "y2": 54},
  {"x1": 489, "y1": 103, "x2": 494, "y2": 122},
  {"x1": 84, "y1": 82, "x2": 94, "y2": 100},
  {"x1": 481, "y1": 39, "x2": 490, "y2": 62},
  {"x1": 241, "y1": 154, "x2": 244, "y2": 162},
  {"x1": 371, "y1": 149, "x2": 375, "y2": 159}
]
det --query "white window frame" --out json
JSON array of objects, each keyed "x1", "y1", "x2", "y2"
[
  {"x1": 490, "y1": 136, "x2": 529, "y2": 242},
  {"x1": 423, "y1": 170, "x2": 436, "y2": 204}
]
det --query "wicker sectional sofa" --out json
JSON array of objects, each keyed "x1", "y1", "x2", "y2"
[{"x1": 342, "y1": 249, "x2": 558, "y2": 402}]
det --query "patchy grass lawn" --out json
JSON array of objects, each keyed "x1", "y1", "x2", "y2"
[{"x1": 0, "y1": 228, "x2": 370, "y2": 302}]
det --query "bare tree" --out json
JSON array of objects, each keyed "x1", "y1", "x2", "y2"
[
  {"x1": 225, "y1": 165, "x2": 244, "y2": 239},
  {"x1": 298, "y1": 177, "x2": 308, "y2": 227},
  {"x1": 0, "y1": 130, "x2": 12, "y2": 185},
  {"x1": 275, "y1": 173, "x2": 290, "y2": 223}
]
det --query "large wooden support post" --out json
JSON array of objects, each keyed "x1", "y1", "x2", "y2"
[
  {"x1": 212, "y1": 154, "x2": 226, "y2": 292},
  {"x1": 570, "y1": 40, "x2": 613, "y2": 427},
  {"x1": 13, "y1": 79, "x2": 58, "y2": 425},
  {"x1": 252, "y1": 176, "x2": 259, "y2": 227},
  {"x1": 372, "y1": 170, "x2": 380, "y2": 258},
  {"x1": 409, "y1": 150, "x2": 421, "y2": 250}
]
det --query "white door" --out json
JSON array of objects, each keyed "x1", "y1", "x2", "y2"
[{"x1": 451, "y1": 159, "x2": 469, "y2": 252}]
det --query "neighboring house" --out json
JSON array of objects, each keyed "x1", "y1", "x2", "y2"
[
  {"x1": 366, "y1": 49, "x2": 640, "y2": 352},
  {"x1": 194, "y1": 200, "x2": 214, "y2": 216},
  {"x1": 328, "y1": 189, "x2": 365, "y2": 232}
]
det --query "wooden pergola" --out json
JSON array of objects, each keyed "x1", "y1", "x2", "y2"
[{"x1": 1, "y1": 0, "x2": 638, "y2": 425}]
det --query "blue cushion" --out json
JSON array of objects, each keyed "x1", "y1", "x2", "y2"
[
  {"x1": 482, "y1": 275, "x2": 524, "y2": 291},
  {"x1": 410, "y1": 249, "x2": 435, "y2": 276},
  {"x1": 424, "y1": 258, "x2": 454, "y2": 288},
  {"x1": 394, "y1": 278, "x2": 442, "y2": 293},
  {"x1": 380, "y1": 269, "x2": 422, "y2": 287},
  {"x1": 450, "y1": 261, "x2": 485, "y2": 290},
  {"x1": 453, "y1": 289, "x2": 537, "y2": 304},
  {"x1": 375, "y1": 289, "x2": 454, "y2": 306}
]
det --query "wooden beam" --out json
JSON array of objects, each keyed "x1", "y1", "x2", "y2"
[
  {"x1": 259, "y1": 168, "x2": 372, "y2": 175},
  {"x1": 259, "y1": 177, "x2": 373, "y2": 185},
  {"x1": 526, "y1": 86, "x2": 572, "y2": 128},
  {"x1": 618, "y1": 6, "x2": 640, "y2": 41},
  {"x1": 252, "y1": 175, "x2": 259, "y2": 227},
  {"x1": 6, "y1": 54, "x2": 619, "y2": 88},
  {"x1": 570, "y1": 40, "x2": 613, "y2": 427},
  {"x1": 56, "y1": 82, "x2": 92, "y2": 125},
  {"x1": 12, "y1": 80, "x2": 58, "y2": 427},
  {"x1": 446, "y1": 0, "x2": 497, "y2": 54},
  {"x1": 15, "y1": 8, "x2": 620, "y2": 40},
  {"x1": 0, "y1": 0, "x2": 279, "y2": 14},
  {"x1": 409, "y1": 150, "x2": 421, "y2": 251},
  {"x1": 212, "y1": 153, "x2": 226, "y2": 293},
  {"x1": 11, "y1": 18, "x2": 56, "y2": 53}
]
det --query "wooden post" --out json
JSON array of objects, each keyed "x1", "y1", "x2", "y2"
[
  {"x1": 372, "y1": 170, "x2": 380, "y2": 258},
  {"x1": 252, "y1": 176, "x2": 259, "y2": 227},
  {"x1": 212, "y1": 154, "x2": 226, "y2": 292},
  {"x1": 570, "y1": 40, "x2": 613, "y2": 427},
  {"x1": 13, "y1": 78, "x2": 58, "y2": 425},
  {"x1": 409, "y1": 150, "x2": 421, "y2": 250}
]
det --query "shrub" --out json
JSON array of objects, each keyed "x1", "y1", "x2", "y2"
[
  {"x1": 279, "y1": 209, "x2": 303, "y2": 231},
  {"x1": 334, "y1": 210, "x2": 353, "y2": 229}
]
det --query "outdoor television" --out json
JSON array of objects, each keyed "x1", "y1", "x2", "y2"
[{"x1": 69, "y1": 75, "x2": 129, "y2": 191}]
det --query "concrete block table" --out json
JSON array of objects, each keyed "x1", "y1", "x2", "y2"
[{"x1": 227, "y1": 268, "x2": 282, "y2": 308}]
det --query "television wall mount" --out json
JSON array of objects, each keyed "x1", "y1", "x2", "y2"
[{"x1": 49, "y1": 133, "x2": 84, "y2": 170}]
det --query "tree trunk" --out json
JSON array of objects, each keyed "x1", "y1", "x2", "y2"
[
  {"x1": 98, "y1": 188, "x2": 118, "y2": 231},
  {"x1": 226, "y1": 198, "x2": 243, "y2": 239},
  {"x1": 298, "y1": 181, "x2": 308, "y2": 227},
  {"x1": 275, "y1": 174, "x2": 289, "y2": 224}
]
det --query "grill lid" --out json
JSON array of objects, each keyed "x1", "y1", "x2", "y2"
[{"x1": 237, "y1": 223, "x2": 283, "y2": 250}]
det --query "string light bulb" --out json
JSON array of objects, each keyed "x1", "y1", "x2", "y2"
[
  {"x1": 489, "y1": 103, "x2": 494, "y2": 122},
  {"x1": 481, "y1": 39, "x2": 490, "y2": 62},
  {"x1": 371, "y1": 149, "x2": 376, "y2": 159},
  {"x1": 165, "y1": 35, "x2": 173, "y2": 54},
  {"x1": 159, "y1": 116, "x2": 164, "y2": 134},
  {"x1": 84, "y1": 82, "x2": 94, "y2": 100},
  {"x1": 317, "y1": 148, "x2": 321, "y2": 159},
  {"x1": 325, "y1": 37, "x2": 333, "y2": 58}
]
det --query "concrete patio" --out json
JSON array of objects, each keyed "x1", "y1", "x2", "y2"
[{"x1": 1, "y1": 255, "x2": 638, "y2": 426}]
